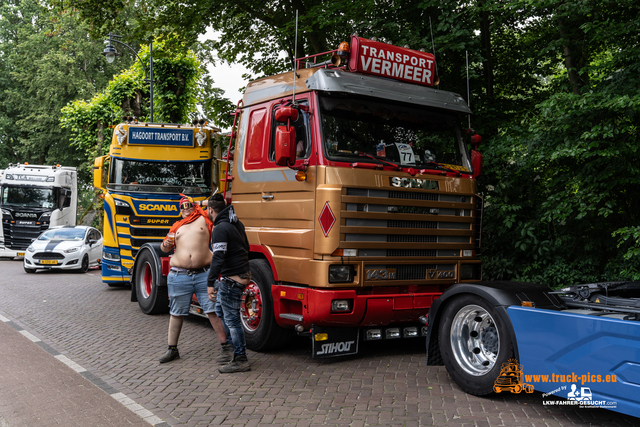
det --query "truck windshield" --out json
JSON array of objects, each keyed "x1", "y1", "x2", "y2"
[
  {"x1": 108, "y1": 159, "x2": 213, "y2": 195},
  {"x1": 0, "y1": 185, "x2": 56, "y2": 209},
  {"x1": 319, "y1": 94, "x2": 471, "y2": 173}
]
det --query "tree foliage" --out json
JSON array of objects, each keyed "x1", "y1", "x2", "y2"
[
  {"x1": 0, "y1": 0, "x2": 127, "y2": 174},
  {"x1": 60, "y1": 36, "x2": 210, "y2": 168}
]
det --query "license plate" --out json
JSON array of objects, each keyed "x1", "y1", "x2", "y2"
[
  {"x1": 39, "y1": 260, "x2": 58, "y2": 265},
  {"x1": 16, "y1": 220, "x2": 35, "y2": 226},
  {"x1": 17, "y1": 252, "x2": 25, "y2": 257}
]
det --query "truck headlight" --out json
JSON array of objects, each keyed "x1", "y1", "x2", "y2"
[
  {"x1": 114, "y1": 199, "x2": 133, "y2": 215},
  {"x1": 103, "y1": 251, "x2": 120, "y2": 261},
  {"x1": 460, "y1": 264, "x2": 481, "y2": 280},
  {"x1": 328, "y1": 265, "x2": 354, "y2": 283}
]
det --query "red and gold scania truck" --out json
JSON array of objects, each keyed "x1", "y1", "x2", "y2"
[{"x1": 126, "y1": 35, "x2": 484, "y2": 358}]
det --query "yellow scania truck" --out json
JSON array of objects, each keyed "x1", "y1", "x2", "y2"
[
  {"x1": 102, "y1": 36, "x2": 484, "y2": 357},
  {"x1": 93, "y1": 120, "x2": 221, "y2": 305}
]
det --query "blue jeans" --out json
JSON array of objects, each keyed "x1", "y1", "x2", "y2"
[
  {"x1": 214, "y1": 279, "x2": 246, "y2": 357},
  {"x1": 167, "y1": 270, "x2": 215, "y2": 316}
]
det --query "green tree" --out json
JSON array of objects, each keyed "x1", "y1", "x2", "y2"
[
  {"x1": 60, "y1": 36, "x2": 209, "y2": 163},
  {"x1": 0, "y1": 0, "x2": 129, "y2": 172},
  {"x1": 480, "y1": 1, "x2": 640, "y2": 286}
]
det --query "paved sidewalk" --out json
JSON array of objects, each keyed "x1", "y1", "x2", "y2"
[{"x1": 0, "y1": 317, "x2": 166, "y2": 427}]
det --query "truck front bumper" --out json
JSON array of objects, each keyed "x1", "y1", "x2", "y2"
[{"x1": 272, "y1": 284, "x2": 439, "y2": 330}]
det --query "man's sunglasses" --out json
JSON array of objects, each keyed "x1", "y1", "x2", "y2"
[{"x1": 180, "y1": 201, "x2": 194, "y2": 210}]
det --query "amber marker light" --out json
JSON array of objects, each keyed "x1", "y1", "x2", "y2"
[
  {"x1": 522, "y1": 301, "x2": 535, "y2": 307},
  {"x1": 280, "y1": 291, "x2": 286, "y2": 297},
  {"x1": 295, "y1": 170, "x2": 306, "y2": 181},
  {"x1": 297, "y1": 293, "x2": 304, "y2": 300},
  {"x1": 314, "y1": 333, "x2": 328, "y2": 341}
]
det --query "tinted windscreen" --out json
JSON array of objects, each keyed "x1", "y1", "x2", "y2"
[
  {"x1": 1, "y1": 186, "x2": 56, "y2": 208},
  {"x1": 108, "y1": 159, "x2": 213, "y2": 194},
  {"x1": 319, "y1": 94, "x2": 470, "y2": 172}
]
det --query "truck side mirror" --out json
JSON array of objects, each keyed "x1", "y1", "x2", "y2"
[
  {"x1": 275, "y1": 126, "x2": 296, "y2": 166},
  {"x1": 57, "y1": 188, "x2": 71, "y2": 210},
  {"x1": 471, "y1": 150, "x2": 483, "y2": 179},
  {"x1": 466, "y1": 130, "x2": 483, "y2": 179},
  {"x1": 93, "y1": 156, "x2": 106, "y2": 191},
  {"x1": 274, "y1": 106, "x2": 299, "y2": 123},
  {"x1": 57, "y1": 191, "x2": 65, "y2": 211}
]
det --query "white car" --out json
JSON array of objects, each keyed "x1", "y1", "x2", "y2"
[{"x1": 23, "y1": 226, "x2": 103, "y2": 273}]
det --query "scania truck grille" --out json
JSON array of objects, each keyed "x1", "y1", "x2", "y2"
[
  {"x1": 2, "y1": 222, "x2": 48, "y2": 250},
  {"x1": 342, "y1": 188, "x2": 479, "y2": 259}
]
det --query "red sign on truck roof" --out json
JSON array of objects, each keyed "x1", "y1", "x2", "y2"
[{"x1": 348, "y1": 36, "x2": 436, "y2": 87}]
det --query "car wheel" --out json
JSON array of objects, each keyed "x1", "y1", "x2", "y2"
[
  {"x1": 79, "y1": 255, "x2": 89, "y2": 273},
  {"x1": 438, "y1": 295, "x2": 515, "y2": 396},
  {"x1": 24, "y1": 265, "x2": 36, "y2": 274}
]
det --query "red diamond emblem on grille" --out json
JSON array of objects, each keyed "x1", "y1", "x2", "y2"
[{"x1": 318, "y1": 202, "x2": 336, "y2": 237}]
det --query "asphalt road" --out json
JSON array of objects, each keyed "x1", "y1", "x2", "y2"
[{"x1": 0, "y1": 259, "x2": 637, "y2": 426}]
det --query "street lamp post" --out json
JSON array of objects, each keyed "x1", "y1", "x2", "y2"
[{"x1": 102, "y1": 33, "x2": 154, "y2": 123}]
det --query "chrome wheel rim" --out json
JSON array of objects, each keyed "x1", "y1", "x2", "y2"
[{"x1": 449, "y1": 304, "x2": 499, "y2": 376}]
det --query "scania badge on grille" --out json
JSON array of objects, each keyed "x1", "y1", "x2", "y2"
[{"x1": 390, "y1": 177, "x2": 439, "y2": 190}]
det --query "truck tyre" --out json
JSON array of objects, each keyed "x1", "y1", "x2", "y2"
[
  {"x1": 243, "y1": 259, "x2": 291, "y2": 351},
  {"x1": 78, "y1": 255, "x2": 89, "y2": 273},
  {"x1": 134, "y1": 249, "x2": 169, "y2": 315},
  {"x1": 438, "y1": 295, "x2": 514, "y2": 396}
]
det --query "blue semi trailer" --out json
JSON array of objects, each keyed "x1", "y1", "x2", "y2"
[{"x1": 425, "y1": 280, "x2": 640, "y2": 417}]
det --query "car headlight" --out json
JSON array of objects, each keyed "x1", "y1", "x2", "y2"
[
  {"x1": 63, "y1": 247, "x2": 80, "y2": 254},
  {"x1": 27, "y1": 246, "x2": 35, "y2": 253}
]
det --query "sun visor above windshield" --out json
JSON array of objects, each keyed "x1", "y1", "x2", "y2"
[{"x1": 305, "y1": 69, "x2": 472, "y2": 115}]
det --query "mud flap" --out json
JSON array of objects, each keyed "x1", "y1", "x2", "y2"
[{"x1": 311, "y1": 325, "x2": 359, "y2": 359}]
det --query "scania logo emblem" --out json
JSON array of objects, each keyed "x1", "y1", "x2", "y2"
[
  {"x1": 15, "y1": 213, "x2": 37, "y2": 218},
  {"x1": 390, "y1": 177, "x2": 439, "y2": 190}
]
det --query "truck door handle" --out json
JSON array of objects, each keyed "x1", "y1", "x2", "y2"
[{"x1": 262, "y1": 195, "x2": 274, "y2": 200}]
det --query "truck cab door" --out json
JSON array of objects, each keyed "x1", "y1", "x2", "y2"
[{"x1": 233, "y1": 96, "x2": 316, "y2": 272}]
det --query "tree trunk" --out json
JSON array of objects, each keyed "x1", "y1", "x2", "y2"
[
  {"x1": 479, "y1": 7, "x2": 494, "y2": 99},
  {"x1": 557, "y1": 16, "x2": 587, "y2": 95}
]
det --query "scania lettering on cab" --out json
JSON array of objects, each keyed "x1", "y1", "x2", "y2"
[
  {"x1": 0, "y1": 163, "x2": 77, "y2": 259},
  {"x1": 93, "y1": 120, "x2": 221, "y2": 304},
  {"x1": 129, "y1": 35, "x2": 484, "y2": 357}
]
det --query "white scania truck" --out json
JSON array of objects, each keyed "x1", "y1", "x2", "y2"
[{"x1": 0, "y1": 163, "x2": 77, "y2": 259}]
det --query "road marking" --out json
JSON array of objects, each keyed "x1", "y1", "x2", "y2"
[
  {"x1": 111, "y1": 393, "x2": 165, "y2": 425},
  {"x1": 0, "y1": 314, "x2": 10, "y2": 322},
  {"x1": 55, "y1": 354, "x2": 87, "y2": 373},
  {"x1": 19, "y1": 330, "x2": 41, "y2": 342}
]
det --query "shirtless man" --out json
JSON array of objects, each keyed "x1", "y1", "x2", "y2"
[{"x1": 158, "y1": 196, "x2": 228, "y2": 364}]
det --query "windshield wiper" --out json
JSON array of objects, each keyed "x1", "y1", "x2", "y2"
[
  {"x1": 353, "y1": 151, "x2": 402, "y2": 171},
  {"x1": 421, "y1": 161, "x2": 462, "y2": 176}
]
